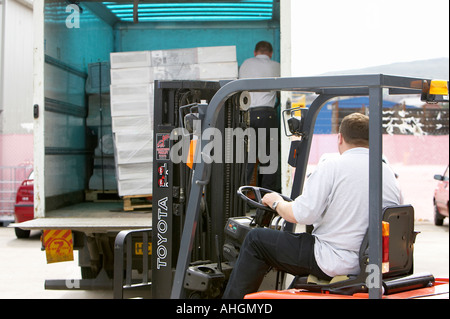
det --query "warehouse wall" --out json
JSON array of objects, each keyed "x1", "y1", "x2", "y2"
[
  {"x1": 0, "y1": 0, "x2": 34, "y2": 164},
  {"x1": 0, "y1": 0, "x2": 33, "y2": 135},
  {"x1": 308, "y1": 134, "x2": 449, "y2": 166},
  {"x1": 0, "y1": 0, "x2": 34, "y2": 219}
]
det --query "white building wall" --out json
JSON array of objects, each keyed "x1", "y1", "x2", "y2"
[
  {"x1": 0, "y1": 0, "x2": 4, "y2": 130},
  {"x1": 1, "y1": 0, "x2": 33, "y2": 135}
]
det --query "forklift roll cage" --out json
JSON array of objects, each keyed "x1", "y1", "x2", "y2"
[{"x1": 170, "y1": 74, "x2": 448, "y2": 299}]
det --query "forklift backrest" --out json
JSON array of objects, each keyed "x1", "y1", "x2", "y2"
[
  {"x1": 382, "y1": 204, "x2": 417, "y2": 279},
  {"x1": 289, "y1": 204, "x2": 417, "y2": 294}
]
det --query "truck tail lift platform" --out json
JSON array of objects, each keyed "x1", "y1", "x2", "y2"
[{"x1": 141, "y1": 74, "x2": 447, "y2": 300}]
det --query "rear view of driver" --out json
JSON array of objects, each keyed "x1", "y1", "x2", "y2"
[{"x1": 222, "y1": 113, "x2": 402, "y2": 299}]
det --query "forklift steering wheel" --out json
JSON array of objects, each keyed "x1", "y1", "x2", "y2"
[{"x1": 237, "y1": 186, "x2": 292, "y2": 212}]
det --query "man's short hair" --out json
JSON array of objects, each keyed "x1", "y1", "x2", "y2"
[
  {"x1": 339, "y1": 112, "x2": 369, "y2": 147},
  {"x1": 255, "y1": 41, "x2": 273, "y2": 54}
]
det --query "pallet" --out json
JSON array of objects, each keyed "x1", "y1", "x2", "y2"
[
  {"x1": 123, "y1": 194, "x2": 153, "y2": 212},
  {"x1": 86, "y1": 190, "x2": 121, "y2": 202}
]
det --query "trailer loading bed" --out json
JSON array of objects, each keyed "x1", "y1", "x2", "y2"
[{"x1": 11, "y1": 202, "x2": 152, "y2": 233}]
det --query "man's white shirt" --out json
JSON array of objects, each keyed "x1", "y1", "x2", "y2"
[
  {"x1": 292, "y1": 148, "x2": 402, "y2": 277},
  {"x1": 239, "y1": 54, "x2": 280, "y2": 108}
]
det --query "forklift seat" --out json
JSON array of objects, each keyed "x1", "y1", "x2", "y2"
[{"x1": 289, "y1": 204, "x2": 418, "y2": 295}]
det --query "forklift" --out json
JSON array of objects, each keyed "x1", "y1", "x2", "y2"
[{"x1": 114, "y1": 75, "x2": 449, "y2": 299}]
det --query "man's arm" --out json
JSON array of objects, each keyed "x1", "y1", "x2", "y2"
[{"x1": 261, "y1": 193, "x2": 296, "y2": 224}]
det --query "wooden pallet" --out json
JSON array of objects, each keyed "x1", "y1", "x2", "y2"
[
  {"x1": 123, "y1": 194, "x2": 153, "y2": 212},
  {"x1": 86, "y1": 190, "x2": 121, "y2": 202}
]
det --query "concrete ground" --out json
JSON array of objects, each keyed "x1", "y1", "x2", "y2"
[
  {"x1": 0, "y1": 227, "x2": 113, "y2": 299},
  {"x1": 0, "y1": 220, "x2": 447, "y2": 299},
  {"x1": 0, "y1": 164, "x2": 447, "y2": 299}
]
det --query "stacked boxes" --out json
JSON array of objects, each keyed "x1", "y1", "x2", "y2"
[
  {"x1": 110, "y1": 46, "x2": 238, "y2": 197},
  {"x1": 110, "y1": 54, "x2": 154, "y2": 197}
]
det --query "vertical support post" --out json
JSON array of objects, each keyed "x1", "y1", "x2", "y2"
[
  {"x1": 368, "y1": 86, "x2": 383, "y2": 299},
  {"x1": 133, "y1": 0, "x2": 139, "y2": 23},
  {"x1": 170, "y1": 140, "x2": 207, "y2": 299},
  {"x1": 33, "y1": 0, "x2": 46, "y2": 218},
  {"x1": 286, "y1": 94, "x2": 337, "y2": 233},
  {"x1": 126, "y1": 237, "x2": 132, "y2": 286},
  {"x1": 289, "y1": 94, "x2": 337, "y2": 199},
  {"x1": 152, "y1": 83, "x2": 174, "y2": 299},
  {"x1": 113, "y1": 232, "x2": 125, "y2": 299},
  {"x1": 143, "y1": 232, "x2": 148, "y2": 283},
  {"x1": 0, "y1": 0, "x2": 5, "y2": 113}
]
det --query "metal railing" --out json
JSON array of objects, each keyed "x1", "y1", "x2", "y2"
[{"x1": 0, "y1": 165, "x2": 33, "y2": 219}]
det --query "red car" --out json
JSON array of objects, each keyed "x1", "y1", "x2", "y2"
[
  {"x1": 433, "y1": 165, "x2": 449, "y2": 226},
  {"x1": 13, "y1": 172, "x2": 34, "y2": 238}
]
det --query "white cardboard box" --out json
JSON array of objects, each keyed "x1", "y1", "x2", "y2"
[
  {"x1": 111, "y1": 67, "x2": 154, "y2": 85},
  {"x1": 112, "y1": 115, "x2": 153, "y2": 134},
  {"x1": 110, "y1": 84, "x2": 153, "y2": 101},
  {"x1": 151, "y1": 48, "x2": 197, "y2": 67},
  {"x1": 111, "y1": 46, "x2": 237, "y2": 69},
  {"x1": 116, "y1": 162, "x2": 153, "y2": 181},
  {"x1": 114, "y1": 132, "x2": 153, "y2": 151},
  {"x1": 117, "y1": 178, "x2": 152, "y2": 196},
  {"x1": 110, "y1": 51, "x2": 152, "y2": 69},
  {"x1": 114, "y1": 132, "x2": 153, "y2": 164},
  {"x1": 197, "y1": 46, "x2": 237, "y2": 63},
  {"x1": 111, "y1": 99, "x2": 153, "y2": 117}
]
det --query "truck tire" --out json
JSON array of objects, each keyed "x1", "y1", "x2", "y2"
[
  {"x1": 14, "y1": 227, "x2": 30, "y2": 239},
  {"x1": 81, "y1": 266, "x2": 96, "y2": 279}
]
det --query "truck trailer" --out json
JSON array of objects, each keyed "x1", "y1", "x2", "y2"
[{"x1": 13, "y1": 0, "x2": 291, "y2": 296}]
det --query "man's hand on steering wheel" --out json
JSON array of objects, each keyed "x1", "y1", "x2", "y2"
[
  {"x1": 236, "y1": 186, "x2": 297, "y2": 225},
  {"x1": 237, "y1": 186, "x2": 292, "y2": 211},
  {"x1": 261, "y1": 192, "x2": 284, "y2": 211}
]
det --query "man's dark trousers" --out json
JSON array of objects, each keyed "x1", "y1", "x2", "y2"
[
  {"x1": 246, "y1": 107, "x2": 280, "y2": 192},
  {"x1": 222, "y1": 228, "x2": 331, "y2": 299}
]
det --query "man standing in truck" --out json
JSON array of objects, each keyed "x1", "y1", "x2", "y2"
[{"x1": 239, "y1": 41, "x2": 281, "y2": 192}]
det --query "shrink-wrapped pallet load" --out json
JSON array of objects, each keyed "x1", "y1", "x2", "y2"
[{"x1": 110, "y1": 46, "x2": 238, "y2": 197}]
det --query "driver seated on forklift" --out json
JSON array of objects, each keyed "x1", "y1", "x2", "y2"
[{"x1": 222, "y1": 113, "x2": 402, "y2": 299}]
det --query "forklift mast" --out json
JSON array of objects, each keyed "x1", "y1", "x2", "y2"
[{"x1": 152, "y1": 80, "x2": 248, "y2": 298}]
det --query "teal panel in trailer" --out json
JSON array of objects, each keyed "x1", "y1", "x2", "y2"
[
  {"x1": 43, "y1": 1, "x2": 115, "y2": 198},
  {"x1": 114, "y1": 21, "x2": 280, "y2": 65},
  {"x1": 44, "y1": 2, "x2": 114, "y2": 72}
]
